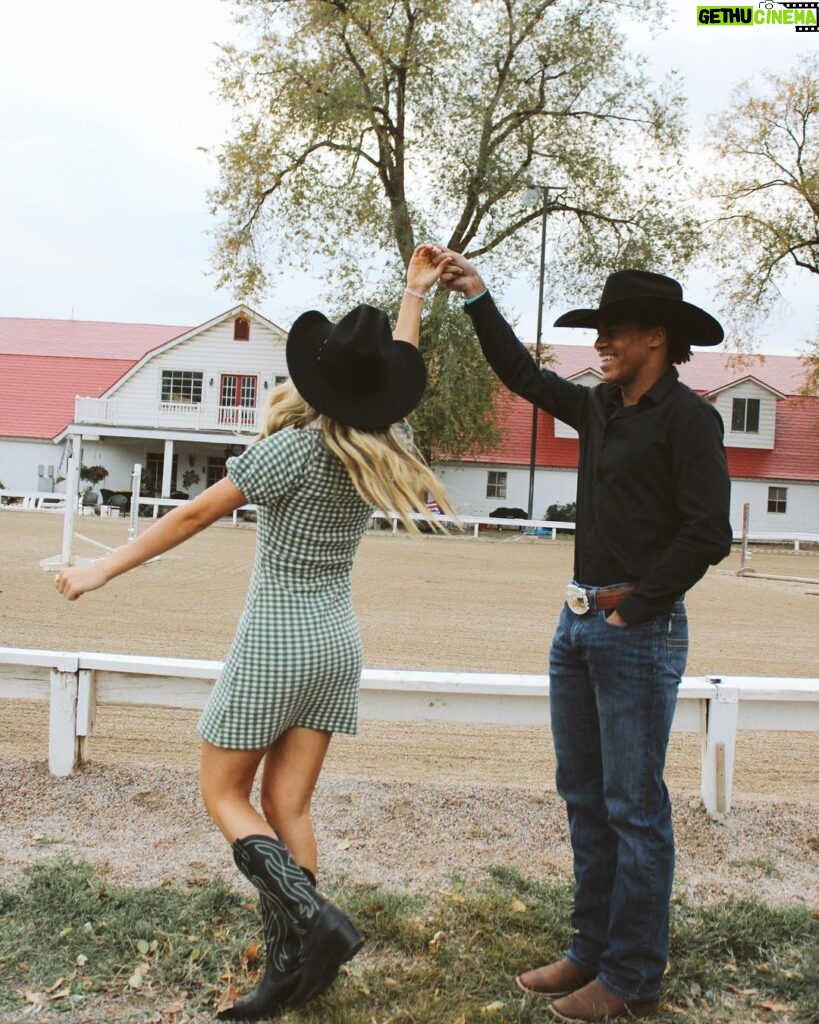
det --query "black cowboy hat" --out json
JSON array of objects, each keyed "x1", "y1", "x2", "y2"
[
  {"x1": 553, "y1": 269, "x2": 723, "y2": 346},
  {"x1": 286, "y1": 304, "x2": 427, "y2": 430}
]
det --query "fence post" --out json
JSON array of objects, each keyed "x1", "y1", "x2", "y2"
[
  {"x1": 49, "y1": 666, "x2": 81, "y2": 776},
  {"x1": 739, "y1": 503, "x2": 751, "y2": 574},
  {"x1": 701, "y1": 678, "x2": 739, "y2": 816},
  {"x1": 76, "y1": 669, "x2": 97, "y2": 767}
]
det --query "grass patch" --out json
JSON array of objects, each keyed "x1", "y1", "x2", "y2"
[{"x1": 0, "y1": 859, "x2": 816, "y2": 1022}]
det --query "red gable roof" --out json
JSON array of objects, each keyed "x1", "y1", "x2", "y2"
[
  {"x1": 455, "y1": 346, "x2": 819, "y2": 483},
  {"x1": 0, "y1": 318, "x2": 189, "y2": 440}
]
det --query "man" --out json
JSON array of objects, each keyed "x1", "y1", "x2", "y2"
[{"x1": 438, "y1": 255, "x2": 733, "y2": 1023}]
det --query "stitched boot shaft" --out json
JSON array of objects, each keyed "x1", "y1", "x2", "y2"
[
  {"x1": 232, "y1": 835, "x2": 323, "y2": 943},
  {"x1": 230, "y1": 834, "x2": 364, "y2": 1010}
]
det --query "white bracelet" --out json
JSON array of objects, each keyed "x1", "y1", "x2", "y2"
[{"x1": 404, "y1": 287, "x2": 427, "y2": 300}]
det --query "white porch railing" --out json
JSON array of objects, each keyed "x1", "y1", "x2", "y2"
[
  {"x1": 1, "y1": 647, "x2": 817, "y2": 818},
  {"x1": 73, "y1": 396, "x2": 258, "y2": 432}
]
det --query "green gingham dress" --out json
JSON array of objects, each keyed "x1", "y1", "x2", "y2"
[{"x1": 198, "y1": 423, "x2": 405, "y2": 750}]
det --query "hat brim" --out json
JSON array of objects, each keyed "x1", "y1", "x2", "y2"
[
  {"x1": 286, "y1": 310, "x2": 427, "y2": 430},
  {"x1": 554, "y1": 297, "x2": 724, "y2": 346}
]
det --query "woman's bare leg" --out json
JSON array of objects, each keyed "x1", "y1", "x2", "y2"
[
  {"x1": 258, "y1": 727, "x2": 333, "y2": 875},
  {"x1": 199, "y1": 741, "x2": 271, "y2": 843}
]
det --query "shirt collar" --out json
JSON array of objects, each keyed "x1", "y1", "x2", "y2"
[
  {"x1": 642, "y1": 365, "x2": 680, "y2": 405},
  {"x1": 607, "y1": 365, "x2": 679, "y2": 412}
]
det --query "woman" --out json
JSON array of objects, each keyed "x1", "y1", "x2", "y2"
[{"x1": 54, "y1": 245, "x2": 456, "y2": 1018}]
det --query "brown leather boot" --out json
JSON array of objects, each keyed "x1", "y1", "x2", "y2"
[
  {"x1": 548, "y1": 979, "x2": 659, "y2": 1021},
  {"x1": 514, "y1": 958, "x2": 597, "y2": 998}
]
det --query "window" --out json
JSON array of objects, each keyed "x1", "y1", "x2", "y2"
[
  {"x1": 274, "y1": 374, "x2": 288, "y2": 386},
  {"x1": 234, "y1": 316, "x2": 250, "y2": 341},
  {"x1": 486, "y1": 470, "x2": 507, "y2": 499},
  {"x1": 767, "y1": 486, "x2": 787, "y2": 514},
  {"x1": 206, "y1": 456, "x2": 228, "y2": 489},
  {"x1": 161, "y1": 370, "x2": 203, "y2": 405},
  {"x1": 145, "y1": 452, "x2": 179, "y2": 492},
  {"x1": 731, "y1": 397, "x2": 760, "y2": 432}
]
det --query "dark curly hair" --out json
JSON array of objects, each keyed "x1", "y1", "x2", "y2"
[{"x1": 634, "y1": 316, "x2": 692, "y2": 364}]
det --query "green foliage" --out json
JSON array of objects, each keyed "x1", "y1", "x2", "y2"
[
  {"x1": 707, "y1": 55, "x2": 819, "y2": 349},
  {"x1": 2, "y1": 859, "x2": 817, "y2": 1022},
  {"x1": 798, "y1": 338, "x2": 819, "y2": 397},
  {"x1": 209, "y1": 0, "x2": 702, "y2": 455},
  {"x1": 544, "y1": 501, "x2": 576, "y2": 522},
  {"x1": 369, "y1": 285, "x2": 502, "y2": 459}
]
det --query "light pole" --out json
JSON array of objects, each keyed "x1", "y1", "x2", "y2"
[{"x1": 522, "y1": 185, "x2": 550, "y2": 521}]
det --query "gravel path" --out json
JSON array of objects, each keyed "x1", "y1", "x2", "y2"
[{"x1": 2, "y1": 755, "x2": 817, "y2": 911}]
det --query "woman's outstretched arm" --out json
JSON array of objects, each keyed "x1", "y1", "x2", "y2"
[
  {"x1": 393, "y1": 244, "x2": 452, "y2": 348},
  {"x1": 54, "y1": 477, "x2": 248, "y2": 600}
]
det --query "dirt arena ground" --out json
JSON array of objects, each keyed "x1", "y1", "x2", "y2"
[{"x1": 1, "y1": 510, "x2": 818, "y2": 799}]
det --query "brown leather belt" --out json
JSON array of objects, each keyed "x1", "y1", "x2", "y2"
[{"x1": 565, "y1": 583, "x2": 634, "y2": 615}]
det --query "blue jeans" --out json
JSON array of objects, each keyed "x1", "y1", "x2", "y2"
[{"x1": 549, "y1": 592, "x2": 688, "y2": 1002}]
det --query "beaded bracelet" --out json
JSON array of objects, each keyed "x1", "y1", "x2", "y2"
[{"x1": 404, "y1": 287, "x2": 428, "y2": 300}]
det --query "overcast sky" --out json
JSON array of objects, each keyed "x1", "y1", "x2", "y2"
[{"x1": 0, "y1": 1, "x2": 816, "y2": 356}]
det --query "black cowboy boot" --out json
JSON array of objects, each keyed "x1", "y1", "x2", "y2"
[
  {"x1": 231, "y1": 835, "x2": 364, "y2": 1010},
  {"x1": 216, "y1": 889, "x2": 302, "y2": 1020}
]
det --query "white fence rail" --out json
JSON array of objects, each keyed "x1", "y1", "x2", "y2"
[
  {"x1": 2, "y1": 647, "x2": 817, "y2": 818},
  {"x1": 4, "y1": 494, "x2": 818, "y2": 550}
]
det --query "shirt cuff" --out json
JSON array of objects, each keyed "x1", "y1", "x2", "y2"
[{"x1": 463, "y1": 290, "x2": 488, "y2": 307}]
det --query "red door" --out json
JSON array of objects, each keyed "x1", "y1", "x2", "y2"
[{"x1": 219, "y1": 375, "x2": 258, "y2": 427}]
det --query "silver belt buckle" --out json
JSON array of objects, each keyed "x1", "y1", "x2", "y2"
[{"x1": 566, "y1": 583, "x2": 590, "y2": 615}]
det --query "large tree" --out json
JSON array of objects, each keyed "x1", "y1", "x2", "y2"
[
  {"x1": 210, "y1": 0, "x2": 702, "y2": 455},
  {"x1": 706, "y1": 55, "x2": 819, "y2": 388}
]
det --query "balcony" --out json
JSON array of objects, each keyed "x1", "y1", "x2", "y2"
[{"x1": 74, "y1": 396, "x2": 259, "y2": 432}]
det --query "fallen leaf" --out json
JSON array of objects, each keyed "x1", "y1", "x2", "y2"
[
  {"x1": 428, "y1": 929, "x2": 445, "y2": 951},
  {"x1": 75, "y1": 954, "x2": 88, "y2": 968},
  {"x1": 449, "y1": 892, "x2": 465, "y2": 904},
  {"x1": 510, "y1": 899, "x2": 527, "y2": 913},
  {"x1": 336, "y1": 839, "x2": 351, "y2": 850},
  {"x1": 215, "y1": 986, "x2": 242, "y2": 1014},
  {"x1": 244, "y1": 940, "x2": 261, "y2": 965},
  {"x1": 47, "y1": 988, "x2": 70, "y2": 1002},
  {"x1": 760, "y1": 1001, "x2": 795, "y2": 1013},
  {"x1": 23, "y1": 991, "x2": 43, "y2": 1006},
  {"x1": 45, "y1": 978, "x2": 65, "y2": 994},
  {"x1": 481, "y1": 1001, "x2": 506, "y2": 1014}
]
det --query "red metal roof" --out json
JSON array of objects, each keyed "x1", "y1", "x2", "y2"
[
  {"x1": 0, "y1": 318, "x2": 189, "y2": 440},
  {"x1": 0, "y1": 355, "x2": 139, "y2": 441},
  {"x1": 460, "y1": 362, "x2": 819, "y2": 484},
  {"x1": 0, "y1": 317, "x2": 189, "y2": 358}
]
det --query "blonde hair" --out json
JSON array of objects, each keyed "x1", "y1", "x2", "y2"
[{"x1": 255, "y1": 379, "x2": 457, "y2": 533}]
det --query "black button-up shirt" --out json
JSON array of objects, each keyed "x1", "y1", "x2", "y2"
[{"x1": 465, "y1": 292, "x2": 733, "y2": 624}]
